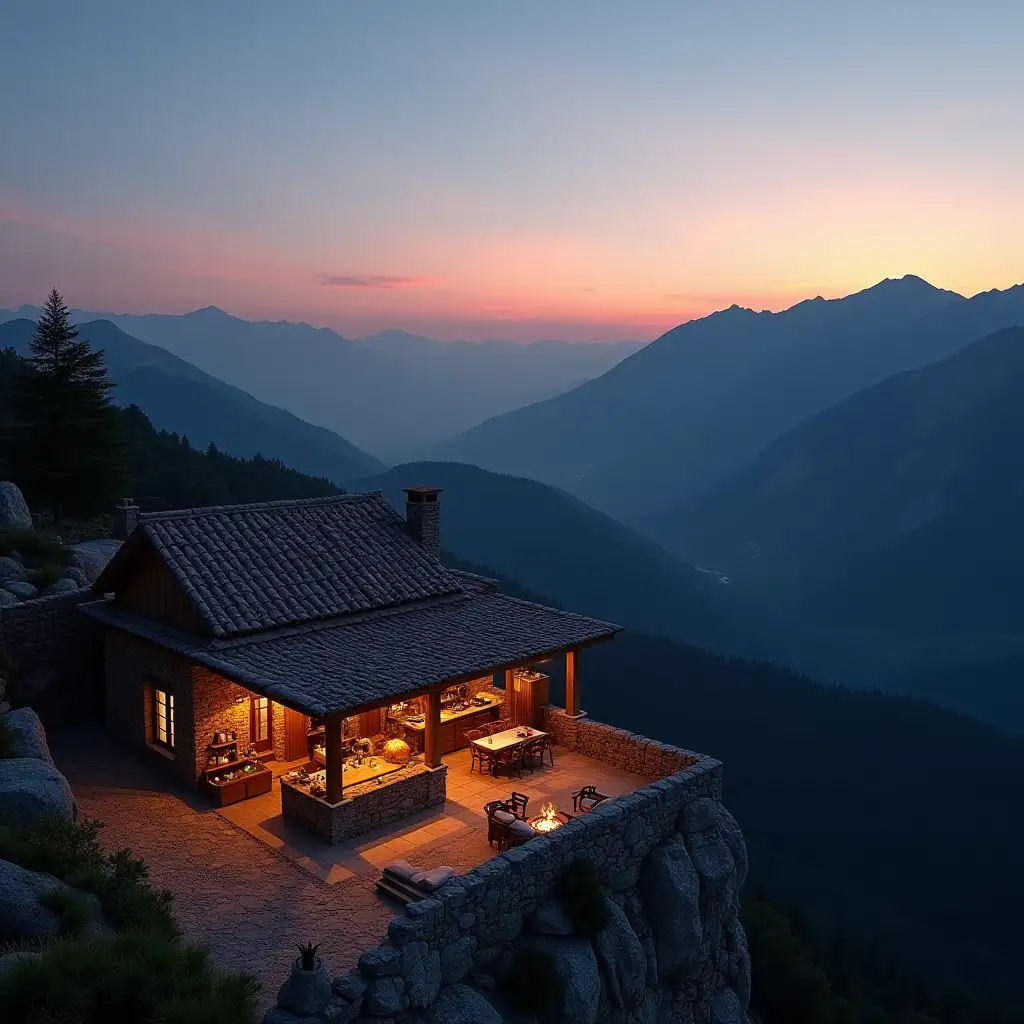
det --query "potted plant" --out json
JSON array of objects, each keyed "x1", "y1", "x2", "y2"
[{"x1": 276, "y1": 941, "x2": 331, "y2": 1016}]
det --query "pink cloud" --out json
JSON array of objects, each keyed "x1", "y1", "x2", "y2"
[{"x1": 318, "y1": 273, "x2": 437, "y2": 290}]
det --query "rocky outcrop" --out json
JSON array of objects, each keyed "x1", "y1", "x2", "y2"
[
  {"x1": 641, "y1": 834, "x2": 703, "y2": 977},
  {"x1": 70, "y1": 538, "x2": 122, "y2": 584},
  {"x1": 2, "y1": 581, "x2": 38, "y2": 601},
  {"x1": 43, "y1": 578, "x2": 82, "y2": 597},
  {"x1": 0, "y1": 556, "x2": 27, "y2": 582},
  {"x1": 525, "y1": 896, "x2": 573, "y2": 936},
  {"x1": 0, "y1": 757, "x2": 77, "y2": 825},
  {"x1": 2, "y1": 707, "x2": 53, "y2": 762},
  {"x1": 263, "y1": 727, "x2": 752, "y2": 1024},
  {"x1": 593, "y1": 897, "x2": 646, "y2": 1013},
  {"x1": 520, "y1": 934, "x2": 601, "y2": 1024},
  {"x1": 0, "y1": 859, "x2": 109, "y2": 943},
  {"x1": 425, "y1": 983, "x2": 503, "y2": 1023},
  {"x1": 0, "y1": 483, "x2": 32, "y2": 531}
]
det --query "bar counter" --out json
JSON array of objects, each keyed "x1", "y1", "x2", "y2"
[{"x1": 280, "y1": 759, "x2": 448, "y2": 844}]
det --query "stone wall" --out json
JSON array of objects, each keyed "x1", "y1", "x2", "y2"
[
  {"x1": 192, "y1": 667, "x2": 255, "y2": 782},
  {"x1": 265, "y1": 715, "x2": 752, "y2": 1024},
  {"x1": 544, "y1": 706, "x2": 699, "y2": 779},
  {"x1": 0, "y1": 590, "x2": 97, "y2": 724},
  {"x1": 281, "y1": 762, "x2": 448, "y2": 845}
]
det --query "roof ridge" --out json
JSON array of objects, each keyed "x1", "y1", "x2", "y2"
[
  {"x1": 208, "y1": 590, "x2": 474, "y2": 650},
  {"x1": 138, "y1": 490, "x2": 383, "y2": 522}
]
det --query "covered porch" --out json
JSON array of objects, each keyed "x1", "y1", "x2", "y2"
[
  {"x1": 246, "y1": 647, "x2": 589, "y2": 846},
  {"x1": 214, "y1": 709, "x2": 644, "y2": 886}
]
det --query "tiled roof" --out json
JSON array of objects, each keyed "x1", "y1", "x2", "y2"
[
  {"x1": 106, "y1": 493, "x2": 466, "y2": 638},
  {"x1": 82, "y1": 590, "x2": 621, "y2": 717}
]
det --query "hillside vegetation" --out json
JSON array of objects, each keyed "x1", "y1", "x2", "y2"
[
  {"x1": 0, "y1": 317, "x2": 382, "y2": 487},
  {"x1": 0, "y1": 347, "x2": 342, "y2": 514}
]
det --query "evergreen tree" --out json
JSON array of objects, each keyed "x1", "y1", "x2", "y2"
[{"x1": 7, "y1": 288, "x2": 124, "y2": 519}]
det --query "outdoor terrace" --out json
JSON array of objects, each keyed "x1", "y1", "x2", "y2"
[
  {"x1": 217, "y1": 742, "x2": 646, "y2": 884},
  {"x1": 49, "y1": 718, "x2": 650, "y2": 1009}
]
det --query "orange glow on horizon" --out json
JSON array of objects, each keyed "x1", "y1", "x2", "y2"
[{"x1": 2, "y1": 187, "x2": 1022, "y2": 343}]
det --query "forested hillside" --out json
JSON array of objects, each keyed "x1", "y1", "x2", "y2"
[{"x1": 0, "y1": 347, "x2": 342, "y2": 513}]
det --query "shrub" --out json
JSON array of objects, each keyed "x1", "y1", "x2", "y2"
[
  {"x1": 0, "y1": 816, "x2": 177, "y2": 937},
  {"x1": 39, "y1": 886, "x2": 94, "y2": 937},
  {"x1": 555, "y1": 857, "x2": 609, "y2": 938},
  {"x1": 0, "y1": 930, "x2": 261, "y2": 1024},
  {"x1": 0, "y1": 528, "x2": 70, "y2": 566},
  {"x1": 502, "y1": 947, "x2": 565, "y2": 1016},
  {"x1": 0, "y1": 816, "x2": 106, "y2": 879},
  {"x1": 29, "y1": 561, "x2": 65, "y2": 589}
]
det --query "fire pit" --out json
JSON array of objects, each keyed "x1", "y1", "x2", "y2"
[{"x1": 528, "y1": 802, "x2": 571, "y2": 834}]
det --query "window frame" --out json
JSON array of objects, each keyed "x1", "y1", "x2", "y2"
[{"x1": 152, "y1": 686, "x2": 176, "y2": 752}]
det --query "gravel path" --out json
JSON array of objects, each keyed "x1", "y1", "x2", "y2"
[{"x1": 49, "y1": 725, "x2": 394, "y2": 1007}]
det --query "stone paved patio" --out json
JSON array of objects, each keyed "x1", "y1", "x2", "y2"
[{"x1": 49, "y1": 723, "x2": 644, "y2": 1008}]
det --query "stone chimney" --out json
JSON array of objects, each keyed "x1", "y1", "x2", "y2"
[
  {"x1": 112, "y1": 497, "x2": 140, "y2": 541},
  {"x1": 404, "y1": 487, "x2": 442, "y2": 559}
]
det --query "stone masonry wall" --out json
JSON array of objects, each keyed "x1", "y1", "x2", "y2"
[
  {"x1": 281, "y1": 762, "x2": 447, "y2": 845},
  {"x1": 544, "y1": 706, "x2": 699, "y2": 779},
  {"x1": 0, "y1": 590, "x2": 97, "y2": 723},
  {"x1": 192, "y1": 666, "x2": 258, "y2": 782},
  {"x1": 266, "y1": 716, "x2": 752, "y2": 1024}
]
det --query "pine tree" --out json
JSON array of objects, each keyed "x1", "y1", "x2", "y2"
[{"x1": 7, "y1": 288, "x2": 124, "y2": 520}]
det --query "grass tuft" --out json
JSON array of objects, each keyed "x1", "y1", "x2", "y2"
[{"x1": 39, "y1": 886, "x2": 93, "y2": 937}]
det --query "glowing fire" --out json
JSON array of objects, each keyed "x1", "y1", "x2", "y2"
[{"x1": 532, "y1": 802, "x2": 563, "y2": 833}]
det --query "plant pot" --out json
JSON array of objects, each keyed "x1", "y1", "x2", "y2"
[{"x1": 277, "y1": 957, "x2": 332, "y2": 1016}]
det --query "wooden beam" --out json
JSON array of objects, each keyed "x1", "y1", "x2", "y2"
[
  {"x1": 566, "y1": 648, "x2": 581, "y2": 717},
  {"x1": 424, "y1": 688, "x2": 442, "y2": 768},
  {"x1": 324, "y1": 712, "x2": 344, "y2": 803}
]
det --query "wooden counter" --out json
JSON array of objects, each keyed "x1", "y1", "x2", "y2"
[{"x1": 395, "y1": 701, "x2": 500, "y2": 755}]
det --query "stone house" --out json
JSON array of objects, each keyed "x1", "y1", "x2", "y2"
[{"x1": 84, "y1": 488, "x2": 620, "y2": 842}]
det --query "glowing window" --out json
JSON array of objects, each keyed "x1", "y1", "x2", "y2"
[{"x1": 153, "y1": 688, "x2": 175, "y2": 751}]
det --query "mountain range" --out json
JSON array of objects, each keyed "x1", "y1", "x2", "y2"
[
  {"x1": 0, "y1": 318, "x2": 382, "y2": 485},
  {"x1": 431, "y1": 276, "x2": 1024, "y2": 521},
  {"x1": 656, "y1": 325, "x2": 1024, "y2": 632},
  {"x1": 0, "y1": 305, "x2": 643, "y2": 462}
]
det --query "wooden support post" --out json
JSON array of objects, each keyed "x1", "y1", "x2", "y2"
[
  {"x1": 566, "y1": 649, "x2": 581, "y2": 717},
  {"x1": 424, "y1": 689, "x2": 442, "y2": 768},
  {"x1": 325, "y1": 712, "x2": 344, "y2": 803}
]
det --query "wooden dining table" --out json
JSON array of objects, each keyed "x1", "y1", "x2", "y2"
[{"x1": 472, "y1": 726, "x2": 547, "y2": 774}]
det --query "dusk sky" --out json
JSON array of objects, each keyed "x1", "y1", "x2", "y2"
[{"x1": 2, "y1": 1, "x2": 1022, "y2": 341}]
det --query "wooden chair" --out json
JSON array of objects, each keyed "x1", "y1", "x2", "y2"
[
  {"x1": 571, "y1": 785, "x2": 608, "y2": 813},
  {"x1": 493, "y1": 745, "x2": 524, "y2": 779},
  {"x1": 464, "y1": 729, "x2": 484, "y2": 773},
  {"x1": 509, "y1": 792, "x2": 529, "y2": 820},
  {"x1": 525, "y1": 735, "x2": 554, "y2": 769},
  {"x1": 485, "y1": 799, "x2": 516, "y2": 849}
]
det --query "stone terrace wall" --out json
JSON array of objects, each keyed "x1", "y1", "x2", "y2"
[
  {"x1": 0, "y1": 591, "x2": 97, "y2": 723},
  {"x1": 265, "y1": 716, "x2": 752, "y2": 1024},
  {"x1": 281, "y1": 763, "x2": 447, "y2": 845},
  {"x1": 544, "y1": 706, "x2": 699, "y2": 779}
]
